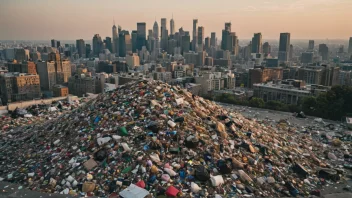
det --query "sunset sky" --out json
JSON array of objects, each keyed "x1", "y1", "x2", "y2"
[{"x1": 0, "y1": 0, "x2": 351, "y2": 40}]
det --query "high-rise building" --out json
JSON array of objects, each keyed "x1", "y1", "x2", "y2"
[
  {"x1": 278, "y1": 33, "x2": 291, "y2": 62},
  {"x1": 51, "y1": 39, "x2": 57, "y2": 48},
  {"x1": 93, "y1": 34, "x2": 103, "y2": 56},
  {"x1": 192, "y1": 19, "x2": 198, "y2": 51},
  {"x1": 85, "y1": 44, "x2": 91, "y2": 57},
  {"x1": 36, "y1": 61, "x2": 57, "y2": 91},
  {"x1": 56, "y1": 41, "x2": 61, "y2": 48},
  {"x1": 104, "y1": 37, "x2": 113, "y2": 53},
  {"x1": 289, "y1": 44, "x2": 294, "y2": 60},
  {"x1": 30, "y1": 52, "x2": 41, "y2": 62},
  {"x1": 168, "y1": 39, "x2": 177, "y2": 55},
  {"x1": 263, "y1": 42, "x2": 271, "y2": 55},
  {"x1": 251, "y1": 33, "x2": 262, "y2": 53},
  {"x1": 112, "y1": 21, "x2": 119, "y2": 54},
  {"x1": 308, "y1": 40, "x2": 314, "y2": 51},
  {"x1": 204, "y1": 37, "x2": 210, "y2": 50},
  {"x1": 0, "y1": 73, "x2": 41, "y2": 104},
  {"x1": 131, "y1": 30, "x2": 138, "y2": 53},
  {"x1": 211, "y1": 32, "x2": 216, "y2": 47},
  {"x1": 119, "y1": 30, "x2": 132, "y2": 57},
  {"x1": 348, "y1": 37, "x2": 352, "y2": 54},
  {"x1": 7, "y1": 61, "x2": 37, "y2": 74},
  {"x1": 137, "y1": 22, "x2": 146, "y2": 51},
  {"x1": 301, "y1": 52, "x2": 314, "y2": 64},
  {"x1": 14, "y1": 48, "x2": 30, "y2": 62},
  {"x1": 153, "y1": 21, "x2": 159, "y2": 39},
  {"x1": 170, "y1": 16, "x2": 175, "y2": 35},
  {"x1": 182, "y1": 32, "x2": 191, "y2": 54},
  {"x1": 76, "y1": 39, "x2": 85, "y2": 58},
  {"x1": 161, "y1": 18, "x2": 168, "y2": 51},
  {"x1": 197, "y1": 26, "x2": 204, "y2": 50},
  {"x1": 319, "y1": 44, "x2": 329, "y2": 61}
]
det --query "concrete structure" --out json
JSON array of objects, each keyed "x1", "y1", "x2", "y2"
[
  {"x1": 92, "y1": 34, "x2": 103, "y2": 56},
  {"x1": 210, "y1": 32, "x2": 216, "y2": 47},
  {"x1": 30, "y1": 51, "x2": 41, "y2": 62},
  {"x1": 278, "y1": 33, "x2": 291, "y2": 62},
  {"x1": 153, "y1": 71, "x2": 172, "y2": 83},
  {"x1": 36, "y1": 61, "x2": 57, "y2": 91},
  {"x1": 181, "y1": 32, "x2": 190, "y2": 54},
  {"x1": 137, "y1": 22, "x2": 146, "y2": 50},
  {"x1": 0, "y1": 72, "x2": 41, "y2": 104},
  {"x1": 298, "y1": 66, "x2": 324, "y2": 84},
  {"x1": 126, "y1": 53, "x2": 140, "y2": 69},
  {"x1": 301, "y1": 52, "x2": 314, "y2": 64},
  {"x1": 319, "y1": 44, "x2": 329, "y2": 61},
  {"x1": 251, "y1": 33, "x2": 262, "y2": 53},
  {"x1": 253, "y1": 80, "x2": 311, "y2": 105},
  {"x1": 53, "y1": 85, "x2": 69, "y2": 97},
  {"x1": 197, "y1": 26, "x2": 204, "y2": 50},
  {"x1": 68, "y1": 74, "x2": 102, "y2": 97},
  {"x1": 15, "y1": 48, "x2": 30, "y2": 62},
  {"x1": 192, "y1": 19, "x2": 198, "y2": 51},
  {"x1": 263, "y1": 42, "x2": 271, "y2": 56},
  {"x1": 76, "y1": 39, "x2": 86, "y2": 58},
  {"x1": 194, "y1": 72, "x2": 235, "y2": 95},
  {"x1": 7, "y1": 61, "x2": 37, "y2": 74},
  {"x1": 248, "y1": 67, "x2": 283, "y2": 88},
  {"x1": 338, "y1": 71, "x2": 351, "y2": 86},
  {"x1": 119, "y1": 30, "x2": 132, "y2": 57}
]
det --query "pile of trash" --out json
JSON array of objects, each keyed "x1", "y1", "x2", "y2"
[
  {"x1": 0, "y1": 80, "x2": 351, "y2": 197},
  {"x1": 0, "y1": 100, "x2": 80, "y2": 131}
]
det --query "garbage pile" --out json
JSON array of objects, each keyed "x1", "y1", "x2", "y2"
[
  {"x1": 0, "y1": 100, "x2": 80, "y2": 131},
  {"x1": 0, "y1": 80, "x2": 351, "y2": 197}
]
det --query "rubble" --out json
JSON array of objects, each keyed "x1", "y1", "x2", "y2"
[{"x1": 0, "y1": 80, "x2": 351, "y2": 197}]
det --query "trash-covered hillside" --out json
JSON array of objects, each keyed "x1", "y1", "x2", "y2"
[{"x1": 0, "y1": 80, "x2": 351, "y2": 197}]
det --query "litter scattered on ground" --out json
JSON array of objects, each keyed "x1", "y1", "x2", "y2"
[{"x1": 0, "y1": 80, "x2": 351, "y2": 197}]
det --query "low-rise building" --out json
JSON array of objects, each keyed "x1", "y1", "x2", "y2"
[
  {"x1": 53, "y1": 85, "x2": 69, "y2": 97},
  {"x1": 68, "y1": 74, "x2": 102, "y2": 97}
]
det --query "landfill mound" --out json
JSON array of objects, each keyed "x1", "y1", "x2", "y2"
[{"x1": 0, "y1": 80, "x2": 348, "y2": 197}]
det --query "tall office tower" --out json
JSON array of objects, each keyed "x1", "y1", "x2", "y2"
[
  {"x1": 104, "y1": 37, "x2": 113, "y2": 52},
  {"x1": 170, "y1": 15, "x2": 175, "y2": 35},
  {"x1": 36, "y1": 61, "x2": 56, "y2": 91},
  {"x1": 118, "y1": 25, "x2": 122, "y2": 34},
  {"x1": 85, "y1": 44, "x2": 91, "y2": 57},
  {"x1": 76, "y1": 39, "x2": 85, "y2": 58},
  {"x1": 348, "y1": 37, "x2": 352, "y2": 54},
  {"x1": 56, "y1": 41, "x2": 61, "y2": 48},
  {"x1": 168, "y1": 39, "x2": 177, "y2": 55},
  {"x1": 221, "y1": 23, "x2": 238, "y2": 55},
  {"x1": 221, "y1": 22, "x2": 231, "y2": 50},
  {"x1": 251, "y1": 33, "x2": 262, "y2": 53},
  {"x1": 153, "y1": 21, "x2": 159, "y2": 39},
  {"x1": 182, "y1": 32, "x2": 191, "y2": 54},
  {"x1": 15, "y1": 48, "x2": 30, "y2": 62},
  {"x1": 161, "y1": 18, "x2": 168, "y2": 50},
  {"x1": 205, "y1": 37, "x2": 210, "y2": 50},
  {"x1": 112, "y1": 20, "x2": 119, "y2": 54},
  {"x1": 92, "y1": 34, "x2": 103, "y2": 56},
  {"x1": 263, "y1": 42, "x2": 271, "y2": 55},
  {"x1": 289, "y1": 44, "x2": 293, "y2": 60},
  {"x1": 192, "y1": 19, "x2": 198, "y2": 51},
  {"x1": 51, "y1": 39, "x2": 57, "y2": 48},
  {"x1": 210, "y1": 32, "x2": 216, "y2": 47},
  {"x1": 119, "y1": 30, "x2": 132, "y2": 57},
  {"x1": 231, "y1": 33, "x2": 239, "y2": 56},
  {"x1": 137, "y1": 22, "x2": 146, "y2": 51},
  {"x1": 147, "y1": 29, "x2": 153, "y2": 50},
  {"x1": 278, "y1": 33, "x2": 291, "y2": 62},
  {"x1": 308, "y1": 40, "x2": 314, "y2": 51},
  {"x1": 197, "y1": 26, "x2": 204, "y2": 50},
  {"x1": 225, "y1": 22, "x2": 231, "y2": 31},
  {"x1": 319, "y1": 44, "x2": 329, "y2": 61},
  {"x1": 131, "y1": 30, "x2": 138, "y2": 53}
]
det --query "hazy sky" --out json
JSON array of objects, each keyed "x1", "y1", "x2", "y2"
[{"x1": 0, "y1": 0, "x2": 351, "y2": 40}]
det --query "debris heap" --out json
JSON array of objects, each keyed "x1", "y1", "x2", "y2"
[{"x1": 0, "y1": 80, "x2": 350, "y2": 197}]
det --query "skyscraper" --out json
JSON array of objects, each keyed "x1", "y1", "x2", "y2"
[
  {"x1": 170, "y1": 16, "x2": 175, "y2": 35},
  {"x1": 137, "y1": 22, "x2": 146, "y2": 51},
  {"x1": 263, "y1": 42, "x2": 271, "y2": 55},
  {"x1": 76, "y1": 39, "x2": 85, "y2": 58},
  {"x1": 182, "y1": 32, "x2": 190, "y2": 54},
  {"x1": 104, "y1": 37, "x2": 113, "y2": 53},
  {"x1": 85, "y1": 44, "x2": 91, "y2": 57},
  {"x1": 308, "y1": 40, "x2": 314, "y2": 51},
  {"x1": 319, "y1": 44, "x2": 329, "y2": 61},
  {"x1": 192, "y1": 19, "x2": 198, "y2": 51},
  {"x1": 92, "y1": 34, "x2": 103, "y2": 56},
  {"x1": 119, "y1": 30, "x2": 132, "y2": 57},
  {"x1": 289, "y1": 44, "x2": 293, "y2": 60},
  {"x1": 221, "y1": 22, "x2": 238, "y2": 55},
  {"x1": 161, "y1": 18, "x2": 168, "y2": 50},
  {"x1": 51, "y1": 39, "x2": 56, "y2": 48},
  {"x1": 278, "y1": 33, "x2": 291, "y2": 62},
  {"x1": 112, "y1": 20, "x2": 119, "y2": 54},
  {"x1": 153, "y1": 21, "x2": 159, "y2": 39},
  {"x1": 210, "y1": 32, "x2": 216, "y2": 47},
  {"x1": 251, "y1": 33, "x2": 262, "y2": 53},
  {"x1": 205, "y1": 37, "x2": 210, "y2": 50},
  {"x1": 131, "y1": 30, "x2": 138, "y2": 53},
  {"x1": 348, "y1": 37, "x2": 352, "y2": 54},
  {"x1": 197, "y1": 26, "x2": 204, "y2": 50}
]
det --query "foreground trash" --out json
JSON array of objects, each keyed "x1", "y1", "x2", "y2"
[{"x1": 0, "y1": 80, "x2": 351, "y2": 197}]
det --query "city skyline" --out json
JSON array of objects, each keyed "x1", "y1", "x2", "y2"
[{"x1": 1, "y1": 0, "x2": 352, "y2": 40}]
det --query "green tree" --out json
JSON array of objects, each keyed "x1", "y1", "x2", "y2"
[{"x1": 249, "y1": 97, "x2": 265, "y2": 108}]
